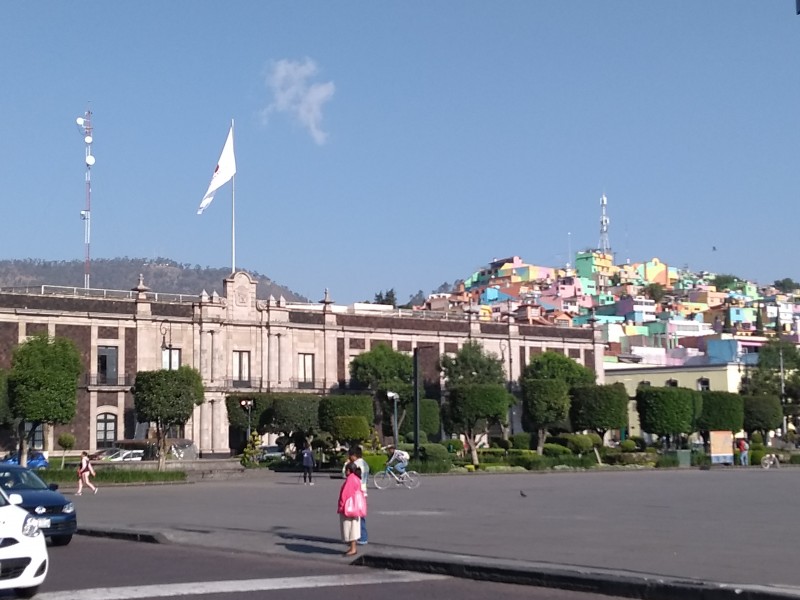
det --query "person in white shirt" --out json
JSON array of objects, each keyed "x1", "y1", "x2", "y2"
[{"x1": 385, "y1": 444, "x2": 410, "y2": 474}]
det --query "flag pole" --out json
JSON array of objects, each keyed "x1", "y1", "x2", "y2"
[{"x1": 231, "y1": 118, "x2": 236, "y2": 274}]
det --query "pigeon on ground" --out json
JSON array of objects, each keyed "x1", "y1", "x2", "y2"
[{"x1": 520, "y1": 490, "x2": 527, "y2": 498}]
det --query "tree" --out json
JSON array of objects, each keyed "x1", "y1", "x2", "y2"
[
  {"x1": 569, "y1": 383, "x2": 629, "y2": 437},
  {"x1": 373, "y1": 289, "x2": 397, "y2": 307},
  {"x1": 349, "y1": 343, "x2": 413, "y2": 437},
  {"x1": 636, "y1": 387, "x2": 701, "y2": 443},
  {"x1": 696, "y1": 391, "x2": 744, "y2": 434},
  {"x1": 740, "y1": 340, "x2": 800, "y2": 403},
  {"x1": 773, "y1": 278, "x2": 798, "y2": 294},
  {"x1": 712, "y1": 273, "x2": 742, "y2": 292},
  {"x1": 521, "y1": 351, "x2": 596, "y2": 389},
  {"x1": 742, "y1": 395, "x2": 782, "y2": 438},
  {"x1": 57, "y1": 433, "x2": 76, "y2": 470},
  {"x1": 643, "y1": 283, "x2": 666, "y2": 304},
  {"x1": 520, "y1": 378, "x2": 570, "y2": 454},
  {"x1": 266, "y1": 394, "x2": 320, "y2": 448},
  {"x1": 132, "y1": 366, "x2": 205, "y2": 471},
  {"x1": 406, "y1": 290, "x2": 426, "y2": 307},
  {"x1": 7, "y1": 334, "x2": 82, "y2": 467},
  {"x1": 440, "y1": 341, "x2": 505, "y2": 387},
  {"x1": 448, "y1": 384, "x2": 511, "y2": 465},
  {"x1": 332, "y1": 416, "x2": 370, "y2": 445},
  {"x1": 399, "y1": 398, "x2": 441, "y2": 438},
  {"x1": 318, "y1": 396, "x2": 374, "y2": 434}
]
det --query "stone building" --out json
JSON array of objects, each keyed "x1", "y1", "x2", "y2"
[{"x1": 0, "y1": 272, "x2": 604, "y2": 456}]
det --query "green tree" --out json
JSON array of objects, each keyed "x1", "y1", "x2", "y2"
[
  {"x1": 643, "y1": 283, "x2": 666, "y2": 304},
  {"x1": 713, "y1": 273, "x2": 742, "y2": 292},
  {"x1": 696, "y1": 391, "x2": 744, "y2": 434},
  {"x1": 132, "y1": 366, "x2": 205, "y2": 471},
  {"x1": 318, "y1": 396, "x2": 374, "y2": 434},
  {"x1": 742, "y1": 395, "x2": 782, "y2": 438},
  {"x1": 636, "y1": 387, "x2": 701, "y2": 443},
  {"x1": 332, "y1": 416, "x2": 370, "y2": 445},
  {"x1": 7, "y1": 334, "x2": 82, "y2": 467},
  {"x1": 569, "y1": 383, "x2": 629, "y2": 438},
  {"x1": 349, "y1": 343, "x2": 413, "y2": 437},
  {"x1": 225, "y1": 393, "x2": 273, "y2": 439},
  {"x1": 520, "y1": 378, "x2": 570, "y2": 454},
  {"x1": 521, "y1": 351, "x2": 596, "y2": 389},
  {"x1": 266, "y1": 395, "x2": 320, "y2": 448},
  {"x1": 57, "y1": 433, "x2": 76, "y2": 470},
  {"x1": 373, "y1": 289, "x2": 397, "y2": 307},
  {"x1": 448, "y1": 383, "x2": 511, "y2": 465},
  {"x1": 399, "y1": 398, "x2": 441, "y2": 438},
  {"x1": 440, "y1": 341, "x2": 505, "y2": 387},
  {"x1": 740, "y1": 340, "x2": 800, "y2": 402},
  {"x1": 773, "y1": 278, "x2": 798, "y2": 294}
]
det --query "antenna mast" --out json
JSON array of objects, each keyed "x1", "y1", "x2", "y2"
[
  {"x1": 76, "y1": 109, "x2": 95, "y2": 289},
  {"x1": 598, "y1": 193, "x2": 611, "y2": 255}
]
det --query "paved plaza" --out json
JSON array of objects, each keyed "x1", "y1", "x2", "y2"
[{"x1": 74, "y1": 467, "x2": 800, "y2": 591}]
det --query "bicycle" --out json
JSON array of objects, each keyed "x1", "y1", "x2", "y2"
[
  {"x1": 761, "y1": 453, "x2": 780, "y2": 469},
  {"x1": 373, "y1": 466, "x2": 420, "y2": 490}
]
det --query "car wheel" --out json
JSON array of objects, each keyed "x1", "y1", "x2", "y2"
[
  {"x1": 14, "y1": 586, "x2": 39, "y2": 599},
  {"x1": 50, "y1": 534, "x2": 73, "y2": 546}
]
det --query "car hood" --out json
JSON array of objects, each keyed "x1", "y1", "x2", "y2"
[{"x1": 14, "y1": 489, "x2": 69, "y2": 508}]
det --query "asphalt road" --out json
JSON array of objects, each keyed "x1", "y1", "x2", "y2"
[
  {"x1": 68, "y1": 467, "x2": 800, "y2": 588},
  {"x1": 13, "y1": 537, "x2": 622, "y2": 600}
]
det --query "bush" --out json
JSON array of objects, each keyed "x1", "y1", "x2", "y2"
[
  {"x1": 319, "y1": 396, "x2": 374, "y2": 433},
  {"x1": 655, "y1": 454, "x2": 680, "y2": 468},
  {"x1": 749, "y1": 449, "x2": 765, "y2": 466},
  {"x1": 405, "y1": 431, "x2": 428, "y2": 444},
  {"x1": 628, "y1": 436, "x2": 646, "y2": 451},
  {"x1": 399, "y1": 398, "x2": 441, "y2": 438},
  {"x1": 477, "y1": 448, "x2": 507, "y2": 464},
  {"x1": 691, "y1": 451, "x2": 711, "y2": 467},
  {"x1": 619, "y1": 439, "x2": 638, "y2": 452},
  {"x1": 40, "y1": 468, "x2": 187, "y2": 485},
  {"x1": 564, "y1": 434, "x2": 594, "y2": 455},
  {"x1": 419, "y1": 443, "x2": 450, "y2": 462},
  {"x1": 585, "y1": 432, "x2": 603, "y2": 448},
  {"x1": 441, "y1": 438, "x2": 464, "y2": 453},
  {"x1": 511, "y1": 432, "x2": 532, "y2": 450},
  {"x1": 549, "y1": 454, "x2": 597, "y2": 469},
  {"x1": 362, "y1": 452, "x2": 387, "y2": 474},
  {"x1": 508, "y1": 452, "x2": 548, "y2": 471},
  {"x1": 332, "y1": 416, "x2": 370, "y2": 443},
  {"x1": 542, "y1": 443, "x2": 572, "y2": 457},
  {"x1": 790, "y1": 454, "x2": 800, "y2": 465},
  {"x1": 751, "y1": 431, "x2": 764, "y2": 445},
  {"x1": 408, "y1": 458, "x2": 451, "y2": 473},
  {"x1": 490, "y1": 437, "x2": 511, "y2": 450}
]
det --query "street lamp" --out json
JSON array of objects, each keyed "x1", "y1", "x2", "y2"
[
  {"x1": 387, "y1": 392, "x2": 400, "y2": 444},
  {"x1": 240, "y1": 398, "x2": 254, "y2": 440},
  {"x1": 160, "y1": 320, "x2": 173, "y2": 370}
]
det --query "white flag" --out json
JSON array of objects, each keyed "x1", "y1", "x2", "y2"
[{"x1": 197, "y1": 126, "x2": 236, "y2": 215}]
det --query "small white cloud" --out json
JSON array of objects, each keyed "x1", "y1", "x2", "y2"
[{"x1": 262, "y1": 58, "x2": 335, "y2": 145}]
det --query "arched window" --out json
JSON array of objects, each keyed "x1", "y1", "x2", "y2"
[
  {"x1": 96, "y1": 413, "x2": 117, "y2": 449},
  {"x1": 665, "y1": 379, "x2": 679, "y2": 387},
  {"x1": 697, "y1": 378, "x2": 711, "y2": 391}
]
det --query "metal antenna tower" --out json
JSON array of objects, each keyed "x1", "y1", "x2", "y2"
[
  {"x1": 76, "y1": 109, "x2": 95, "y2": 288},
  {"x1": 598, "y1": 193, "x2": 611, "y2": 255}
]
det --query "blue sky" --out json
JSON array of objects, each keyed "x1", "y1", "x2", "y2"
[{"x1": 1, "y1": 2, "x2": 798, "y2": 304}]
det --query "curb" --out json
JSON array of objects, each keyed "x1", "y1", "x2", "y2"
[
  {"x1": 353, "y1": 553, "x2": 800, "y2": 600},
  {"x1": 77, "y1": 527, "x2": 167, "y2": 544}
]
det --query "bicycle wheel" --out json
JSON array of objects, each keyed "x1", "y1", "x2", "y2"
[
  {"x1": 373, "y1": 471, "x2": 392, "y2": 490},
  {"x1": 402, "y1": 471, "x2": 421, "y2": 489},
  {"x1": 761, "y1": 455, "x2": 778, "y2": 469}
]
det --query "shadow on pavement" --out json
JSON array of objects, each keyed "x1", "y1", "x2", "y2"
[{"x1": 278, "y1": 542, "x2": 344, "y2": 556}]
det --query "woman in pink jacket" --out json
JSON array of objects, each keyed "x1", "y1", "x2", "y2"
[{"x1": 337, "y1": 461, "x2": 366, "y2": 556}]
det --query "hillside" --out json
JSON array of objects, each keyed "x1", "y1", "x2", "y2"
[{"x1": 0, "y1": 258, "x2": 308, "y2": 302}]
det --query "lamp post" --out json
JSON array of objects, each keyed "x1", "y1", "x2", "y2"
[
  {"x1": 160, "y1": 320, "x2": 173, "y2": 370},
  {"x1": 240, "y1": 398, "x2": 254, "y2": 441},
  {"x1": 387, "y1": 391, "x2": 400, "y2": 444}
]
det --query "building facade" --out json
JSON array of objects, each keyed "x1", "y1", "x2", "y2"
[{"x1": 0, "y1": 272, "x2": 604, "y2": 455}]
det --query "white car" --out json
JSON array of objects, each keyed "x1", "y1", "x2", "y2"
[
  {"x1": 106, "y1": 449, "x2": 144, "y2": 462},
  {"x1": 0, "y1": 488, "x2": 48, "y2": 598}
]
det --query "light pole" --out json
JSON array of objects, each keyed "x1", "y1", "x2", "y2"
[
  {"x1": 387, "y1": 392, "x2": 400, "y2": 444},
  {"x1": 160, "y1": 320, "x2": 173, "y2": 370},
  {"x1": 240, "y1": 398, "x2": 254, "y2": 441}
]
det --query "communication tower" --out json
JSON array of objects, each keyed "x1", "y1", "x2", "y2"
[
  {"x1": 598, "y1": 193, "x2": 611, "y2": 255},
  {"x1": 76, "y1": 109, "x2": 95, "y2": 288}
]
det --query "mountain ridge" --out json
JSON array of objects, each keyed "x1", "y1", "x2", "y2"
[{"x1": 0, "y1": 258, "x2": 308, "y2": 302}]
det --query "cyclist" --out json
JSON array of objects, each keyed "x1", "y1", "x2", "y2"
[{"x1": 385, "y1": 444, "x2": 410, "y2": 475}]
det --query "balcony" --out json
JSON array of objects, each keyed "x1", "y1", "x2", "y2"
[
  {"x1": 84, "y1": 374, "x2": 133, "y2": 387},
  {"x1": 223, "y1": 378, "x2": 263, "y2": 390}
]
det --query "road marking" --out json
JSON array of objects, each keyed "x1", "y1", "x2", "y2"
[{"x1": 36, "y1": 571, "x2": 449, "y2": 600}]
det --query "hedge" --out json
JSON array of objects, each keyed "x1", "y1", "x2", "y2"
[
  {"x1": 399, "y1": 398, "x2": 441, "y2": 438},
  {"x1": 542, "y1": 443, "x2": 572, "y2": 457},
  {"x1": 332, "y1": 416, "x2": 370, "y2": 443},
  {"x1": 510, "y1": 432, "x2": 532, "y2": 450},
  {"x1": 697, "y1": 391, "x2": 743, "y2": 433},
  {"x1": 636, "y1": 387, "x2": 701, "y2": 436},
  {"x1": 570, "y1": 383, "x2": 629, "y2": 432},
  {"x1": 319, "y1": 396, "x2": 374, "y2": 433}
]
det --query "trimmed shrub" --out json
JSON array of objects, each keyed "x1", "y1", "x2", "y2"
[
  {"x1": 332, "y1": 416, "x2": 370, "y2": 443},
  {"x1": 511, "y1": 432, "x2": 532, "y2": 450},
  {"x1": 362, "y1": 452, "x2": 387, "y2": 474},
  {"x1": 490, "y1": 437, "x2": 512, "y2": 450},
  {"x1": 570, "y1": 383, "x2": 629, "y2": 433},
  {"x1": 441, "y1": 438, "x2": 464, "y2": 453},
  {"x1": 319, "y1": 396, "x2": 374, "y2": 434},
  {"x1": 508, "y1": 452, "x2": 548, "y2": 471},
  {"x1": 619, "y1": 439, "x2": 637, "y2": 452},
  {"x1": 542, "y1": 443, "x2": 572, "y2": 457},
  {"x1": 751, "y1": 431, "x2": 764, "y2": 445},
  {"x1": 420, "y1": 443, "x2": 450, "y2": 462},
  {"x1": 477, "y1": 448, "x2": 507, "y2": 464},
  {"x1": 697, "y1": 391, "x2": 743, "y2": 433},
  {"x1": 408, "y1": 458, "x2": 451, "y2": 473},
  {"x1": 399, "y1": 398, "x2": 441, "y2": 438},
  {"x1": 628, "y1": 436, "x2": 646, "y2": 451},
  {"x1": 656, "y1": 454, "x2": 680, "y2": 468},
  {"x1": 790, "y1": 454, "x2": 800, "y2": 465},
  {"x1": 636, "y1": 386, "x2": 701, "y2": 437},
  {"x1": 564, "y1": 434, "x2": 594, "y2": 455},
  {"x1": 405, "y1": 431, "x2": 428, "y2": 444},
  {"x1": 749, "y1": 449, "x2": 765, "y2": 466},
  {"x1": 549, "y1": 454, "x2": 597, "y2": 469},
  {"x1": 585, "y1": 432, "x2": 603, "y2": 448},
  {"x1": 691, "y1": 451, "x2": 711, "y2": 467},
  {"x1": 743, "y1": 398, "x2": 781, "y2": 437}
]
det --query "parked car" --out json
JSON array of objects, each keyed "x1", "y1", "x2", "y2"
[
  {"x1": 0, "y1": 465, "x2": 77, "y2": 547},
  {"x1": 107, "y1": 449, "x2": 144, "y2": 462},
  {"x1": 88, "y1": 447, "x2": 120, "y2": 461},
  {"x1": 2, "y1": 452, "x2": 49, "y2": 470},
  {"x1": 0, "y1": 485, "x2": 49, "y2": 597},
  {"x1": 258, "y1": 445, "x2": 285, "y2": 461}
]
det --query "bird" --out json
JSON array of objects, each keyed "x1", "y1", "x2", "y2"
[
  {"x1": 712, "y1": 246, "x2": 717, "y2": 251},
  {"x1": 519, "y1": 490, "x2": 527, "y2": 498}
]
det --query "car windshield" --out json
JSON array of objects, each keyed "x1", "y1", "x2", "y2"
[{"x1": 0, "y1": 469, "x2": 49, "y2": 491}]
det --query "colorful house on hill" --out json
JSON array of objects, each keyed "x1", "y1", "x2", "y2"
[
  {"x1": 616, "y1": 295, "x2": 657, "y2": 323},
  {"x1": 632, "y1": 258, "x2": 674, "y2": 287},
  {"x1": 575, "y1": 251, "x2": 617, "y2": 287}
]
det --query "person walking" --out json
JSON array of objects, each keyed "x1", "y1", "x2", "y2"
[
  {"x1": 337, "y1": 462, "x2": 366, "y2": 557},
  {"x1": 76, "y1": 451, "x2": 97, "y2": 495},
  {"x1": 301, "y1": 443, "x2": 315, "y2": 485},
  {"x1": 739, "y1": 438, "x2": 749, "y2": 466}
]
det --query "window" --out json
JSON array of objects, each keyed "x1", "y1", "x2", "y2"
[
  {"x1": 638, "y1": 381, "x2": 651, "y2": 388},
  {"x1": 162, "y1": 347, "x2": 181, "y2": 370},
  {"x1": 97, "y1": 346, "x2": 118, "y2": 385},
  {"x1": 233, "y1": 351, "x2": 250, "y2": 387},
  {"x1": 697, "y1": 378, "x2": 711, "y2": 391},
  {"x1": 665, "y1": 379, "x2": 679, "y2": 387},
  {"x1": 24, "y1": 422, "x2": 44, "y2": 450},
  {"x1": 298, "y1": 353, "x2": 315, "y2": 388},
  {"x1": 96, "y1": 413, "x2": 117, "y2": 448}
]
